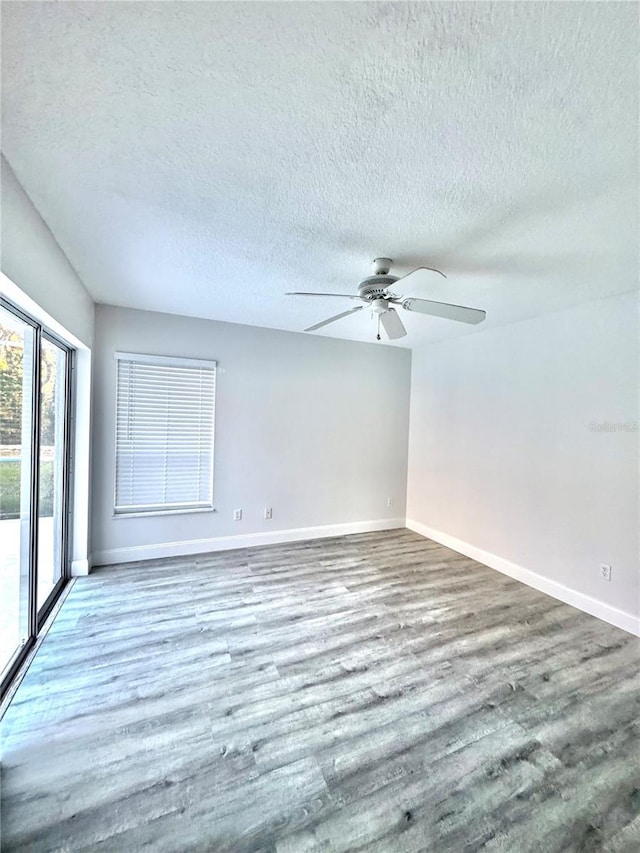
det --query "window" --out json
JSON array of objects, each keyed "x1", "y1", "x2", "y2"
[{"x1": 114, "y1": 353, "x2": 216, "y2": 516}]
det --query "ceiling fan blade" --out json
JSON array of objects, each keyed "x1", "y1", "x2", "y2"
[
  {"x1": 286, "y1": 291, "x2": 362, "y2": 300},
  {"x1": 402, "y1": 297, "x2": 486, "y2": 324},
  {"x1": 393, "y1": 266, "x2": 447, "y2": 289},
  {"x1": 304, "y1": 306, "x2": 363, "y2": 332},
  {"x1": 379, "y1": 307, "x2": 407, "y2": 340}
]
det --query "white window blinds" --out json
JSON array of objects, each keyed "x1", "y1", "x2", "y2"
[{"x1": 114, "y1": 353, "x2": 216, "y2": 515}]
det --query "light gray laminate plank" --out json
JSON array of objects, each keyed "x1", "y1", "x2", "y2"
[{"x1": 2, "y1": 529, "x2": 639, "y2": 852}]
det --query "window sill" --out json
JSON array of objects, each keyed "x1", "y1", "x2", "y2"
[{"x1": 113, "y1": 507, "x2": 215, "y2": 519}]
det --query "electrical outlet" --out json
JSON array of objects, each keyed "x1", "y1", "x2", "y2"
[
  {"x1": 264, "y1": 507, "x2": 272, "y2": 520},
  {"x1": 600, "y1": 563, "x2": 612, "y2": 582},
  {"x1": 233, "y1": 508, "x2": 242, "y2": 521},
  {"x1": 387, "y1": 497, "x2": 394, "y2": 508}
]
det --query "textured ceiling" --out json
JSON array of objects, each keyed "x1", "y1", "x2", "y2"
[{"x1": 2, "y1": 2, "x2": 638, "y2": 348}]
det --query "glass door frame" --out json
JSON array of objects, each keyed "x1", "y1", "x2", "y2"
[{"x1": 0, "y1": 297, "x2": 74, "y2": 700}]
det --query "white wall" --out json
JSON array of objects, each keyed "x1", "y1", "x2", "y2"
[
  {"x1": 0, "y1": 155, "x2": 95, "y2": 574},
  {"x1": 91, "y1": 304, "x2": 411, "y2": 563},
  {"x1": 407, "y1": 291, "x2": 640, "y2": 634},
  {"x1": 0, "y1": 155, "x2": 94, "y2": 347}
]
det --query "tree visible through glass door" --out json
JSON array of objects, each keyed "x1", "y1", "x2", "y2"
[
  {"x1": 37, "y1": 337, "x2": 67, "y2": 613},
  {"x1": 0, "y1": 306, "x2": 34, "y2": 680}
]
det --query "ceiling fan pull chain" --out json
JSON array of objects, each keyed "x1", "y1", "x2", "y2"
[{"x1": 376, "y1": 314, "x2": 381, "y2": 341}]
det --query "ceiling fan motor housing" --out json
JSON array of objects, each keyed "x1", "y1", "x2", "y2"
[{"x1": 357, "y1": 275, "x2": 399, "y2": 300}]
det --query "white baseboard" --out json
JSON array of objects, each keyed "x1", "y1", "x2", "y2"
[
  {"x1": 70, "y1": 558, "x2": 91, "y2": 577},
  {"x1": 406, "y1": 519, "x2": 640, "y2": 638},
  {"x1": 91, "y1": 517, "x2": 406, "y2": 567}
]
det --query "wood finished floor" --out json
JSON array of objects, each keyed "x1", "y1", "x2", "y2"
[{"x1": 1, "y1": 529, "x2": 640, "y2": 852}]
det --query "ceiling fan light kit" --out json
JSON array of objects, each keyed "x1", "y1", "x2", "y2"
[{"x1": 286, "y1": 258, "x2": 487, "y2": 341}]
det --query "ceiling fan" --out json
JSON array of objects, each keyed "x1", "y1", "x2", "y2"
[{"x1": 287, "y1": 258, "x2": 486, "y2": 340}]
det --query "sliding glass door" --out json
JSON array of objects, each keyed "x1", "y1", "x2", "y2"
[
  {"x1": 0, "y1": 300, "x2": 72, "y2": 697},
  {"x1": 0, "y1": 305, "x2": 35, "y2": 684}
]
